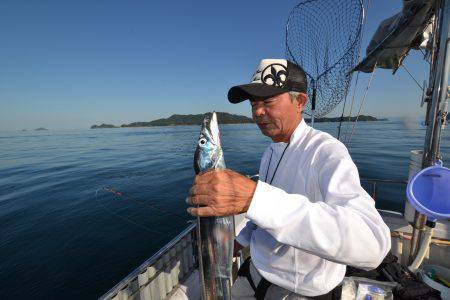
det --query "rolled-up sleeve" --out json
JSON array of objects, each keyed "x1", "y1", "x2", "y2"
[
  {"x1": 246, "y1": 142, "x2": 391, "y2": 269},
  {"x1": 235, "y1": 219, "x2": 256, "y2": 248}
]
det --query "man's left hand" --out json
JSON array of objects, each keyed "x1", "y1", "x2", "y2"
[{"x1": 187, "y1": 169, "x2": 257, "y2": 217}]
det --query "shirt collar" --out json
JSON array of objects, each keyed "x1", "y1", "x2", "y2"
[
  {"x1": 270, "y1": 118, "x2": 308, "y2": 151},
  {"x1": 290, "y1": 118, "x2": 308, "y2": 145}
]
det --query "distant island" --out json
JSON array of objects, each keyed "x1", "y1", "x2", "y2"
[
  {"x1": 305, "y1": 115, "x2": 387, "y2": 123},
  {"x1": 91, "y1": 123, "x2": 117, "y2": 129},
  {"x1": 91, "y1": 112, "x2": 253, "y2": 129},
  {"x1": 91, "y1": 113, "x2": 386, "y2": 129},
  {"x1": 35, "y1": 127, "x2": 48, "y2": 131}
]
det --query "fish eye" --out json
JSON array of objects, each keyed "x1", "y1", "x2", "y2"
[{"x1": 198, "y1": 138, "x2": 207, "y2": 147}]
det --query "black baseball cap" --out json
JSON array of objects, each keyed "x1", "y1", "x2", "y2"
[{"x1": 228, "y1": 59, "x2": 307, "y2": 103}]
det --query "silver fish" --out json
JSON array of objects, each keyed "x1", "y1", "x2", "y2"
[{"x1": 194, "y1": 112, "x2": 234, "y2": 300}]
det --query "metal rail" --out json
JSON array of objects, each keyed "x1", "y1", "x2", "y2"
[
  {"x1": 360, "y1": 178, "x2": 407, "y2": 201},
  {"x1": 250, "y1": 174, "x2": 408, "y2": 202},
  {"x1": 410, "y1": 0, "x2": 450, "y2": 262},
  {"x1": 99, "y1": 222, "x2": 197, "y2": 300},
  {"x1": 99, "y1": 177, "x2": 408, "y2": 299}
]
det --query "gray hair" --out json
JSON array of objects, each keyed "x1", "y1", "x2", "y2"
[{"x1": 289, "y1": 91, "x2": 300, "y2": 102}]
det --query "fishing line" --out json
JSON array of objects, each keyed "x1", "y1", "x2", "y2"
[
  {"x1": 337, "y1": 88, "x2": 350, "y2": 140},
  {"x1": 94, "y1": 187, "x2": 189, "y2": 234},
  {"x1": 94, "y1": 189, "x2": 166, "y2": 235},
  {"x1": 343, "y1": 3, "x2": 367, "y2": 142},
  {"x1": 347, "y1": 67, "x2": 377, "y2": 145},
  {"x1": 102, "y1": 186, "x2": 188, "y2": 221},
  {"x1": 343, "y1": 71, "x2": 361, "y2": 142}
]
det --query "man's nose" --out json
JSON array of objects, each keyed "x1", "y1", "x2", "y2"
[{"x1": 252, "y1": 103, "x2": 266, "y2": 117}]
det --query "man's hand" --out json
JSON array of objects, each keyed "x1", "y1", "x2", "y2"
[{"x1": 186, "y1": 169, "x2": 257, "y2": 217}]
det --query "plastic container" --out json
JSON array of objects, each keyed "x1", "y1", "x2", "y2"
[
  {"x1": 406, "y1": 163, "x2": 450, "y2": 221},
  {"x1": 341, "y1": 277, "x2": 395, "y2": 300},
  {"x1": 404, "y1": 150, "x2": 424, "y2": 223},
  {"x1": 408, "y1": 150, "x2": 424, "y2": 178}
]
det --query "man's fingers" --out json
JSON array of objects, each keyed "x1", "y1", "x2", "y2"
[
  {"x1": 193, "y1": 169, "x2": 230, "y2": 185},
  {"x1": 193, "y1": 169, "x2": 216, "y2": 185},
  {"x1": 187, "y1": 194, "x2": 210, "y2": 206},
  {"x1": 187, "y1": 206, "x2": 217, "y2": 217},
  {"x1": 189, "y1": 185, "x2": 211, "y2": 197}
]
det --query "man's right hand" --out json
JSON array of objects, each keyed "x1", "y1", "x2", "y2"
[{"x1": 233, "y1": 240, "x2": 244, "y2": 257}]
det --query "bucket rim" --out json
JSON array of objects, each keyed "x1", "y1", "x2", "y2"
[{"x1": 406, "y1": 165, "x2": 450, "y2": 221}]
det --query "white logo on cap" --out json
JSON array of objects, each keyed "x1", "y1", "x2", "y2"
[
  {"x1": 261, "y1": 63, "x2": 287, "y2": 87},
  {"x1": 250, "y1": 59, "x2": 289, "y2": 88}
]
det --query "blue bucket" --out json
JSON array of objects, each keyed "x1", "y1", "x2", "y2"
[{"x1": 406, "y1": 163, "x2": 450, "y2": 221}]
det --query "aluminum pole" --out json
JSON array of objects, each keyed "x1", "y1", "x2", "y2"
[{"x1": 409, "y1": 0, "x2": 450, "y2": 263}]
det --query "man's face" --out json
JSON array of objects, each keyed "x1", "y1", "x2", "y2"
[{"x1": 250, "y1": 92, "x2": 304, "y2": 141}]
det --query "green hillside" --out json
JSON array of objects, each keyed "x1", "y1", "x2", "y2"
[{"x1": 119, "y1": 112, "x2": 253, "y2": 127}]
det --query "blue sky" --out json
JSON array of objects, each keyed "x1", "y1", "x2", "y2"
[{"x1": 0, "y1": 0, "x2": 429, "y2": 130}]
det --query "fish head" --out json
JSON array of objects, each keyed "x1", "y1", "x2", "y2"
[{"x1": 194, "y1": 112, "x2": 224, "y2": 174}]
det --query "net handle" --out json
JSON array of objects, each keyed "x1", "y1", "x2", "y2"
[{"x1": 311, "y1": 80, "x2": 317, "y2": 111}]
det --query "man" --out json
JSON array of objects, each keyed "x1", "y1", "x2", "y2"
[{"x1": 187, "y1": 59, "x2": 391, "y2": 299}]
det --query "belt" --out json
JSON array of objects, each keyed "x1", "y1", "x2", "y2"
[{"x1": 237, "y1": 257, "x2": 271, "y2": 299}]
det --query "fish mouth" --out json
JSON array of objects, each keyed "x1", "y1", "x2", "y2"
[
  {"x1": 204, "y1": 112, "x2": 220, "y2": 146},
  {"x1": 194, "y1": 112, "x2": 222, "y2": 174}
]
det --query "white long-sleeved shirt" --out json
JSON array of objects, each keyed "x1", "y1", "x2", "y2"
[{"x1": 236, "y1": 118, "x2": 391, "y2": 297}]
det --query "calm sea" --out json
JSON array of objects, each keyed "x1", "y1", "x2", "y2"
[{"x1": 0, "y1": 121, "x2": 448, "y2": 299}]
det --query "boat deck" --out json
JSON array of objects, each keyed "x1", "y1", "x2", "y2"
[{"x1": 99, "y1": 209, "x2": 449, "y2": 300}]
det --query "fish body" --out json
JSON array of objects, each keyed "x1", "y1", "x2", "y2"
[{"x1": 194, "y1": 112, "x2": 234, "y2": 300}]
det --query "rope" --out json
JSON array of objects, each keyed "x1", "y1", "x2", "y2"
[
  {"x1": 343, "y1": 4, "x2": 367, "y2": 141},
  {"x1": 401, "y1": 64, "x2": 425, "y2": 91},
  {"x1": 343, "y1": 70, "x2": 361, "y2": 141},
  {"x1": 337, "y1": 92, "x2": 348, "y2": 140},
  {"x1": 419, "y1": 48, "x2": 432, "y2": 65},
  {"x1": 346, "y1": 67, "x2": 376, "y2": 145}
]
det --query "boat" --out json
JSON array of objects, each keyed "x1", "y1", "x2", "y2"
[{"x1": 100, "y1": 0, "x2": 450, "y2": 299}]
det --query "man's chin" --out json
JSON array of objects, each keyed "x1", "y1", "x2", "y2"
[{"x1": 258, "y1": 125, "x2": 278, "y2": 138}]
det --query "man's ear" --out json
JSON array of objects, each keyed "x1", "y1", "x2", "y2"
[{"x1": 297, "y1": 93, "x2": 307, "y2": 110}]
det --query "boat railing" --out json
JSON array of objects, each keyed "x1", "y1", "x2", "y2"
[
  {"x1": 99, "y1": 177, "x2": 409, "y2": 299},
  {"x1": 250, "y1": 174, "x2": 408, "y2": 202},
  {"x1": 99, "y1": 222, "x2": 198, "y2": 300},
  {"x1": 360, "y1": 178, "x2": 408, "y2": 201}
]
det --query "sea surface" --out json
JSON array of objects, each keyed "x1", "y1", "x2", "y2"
[{"x1": 0, "y1": 120, "x2": 448, "y2": 299}]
